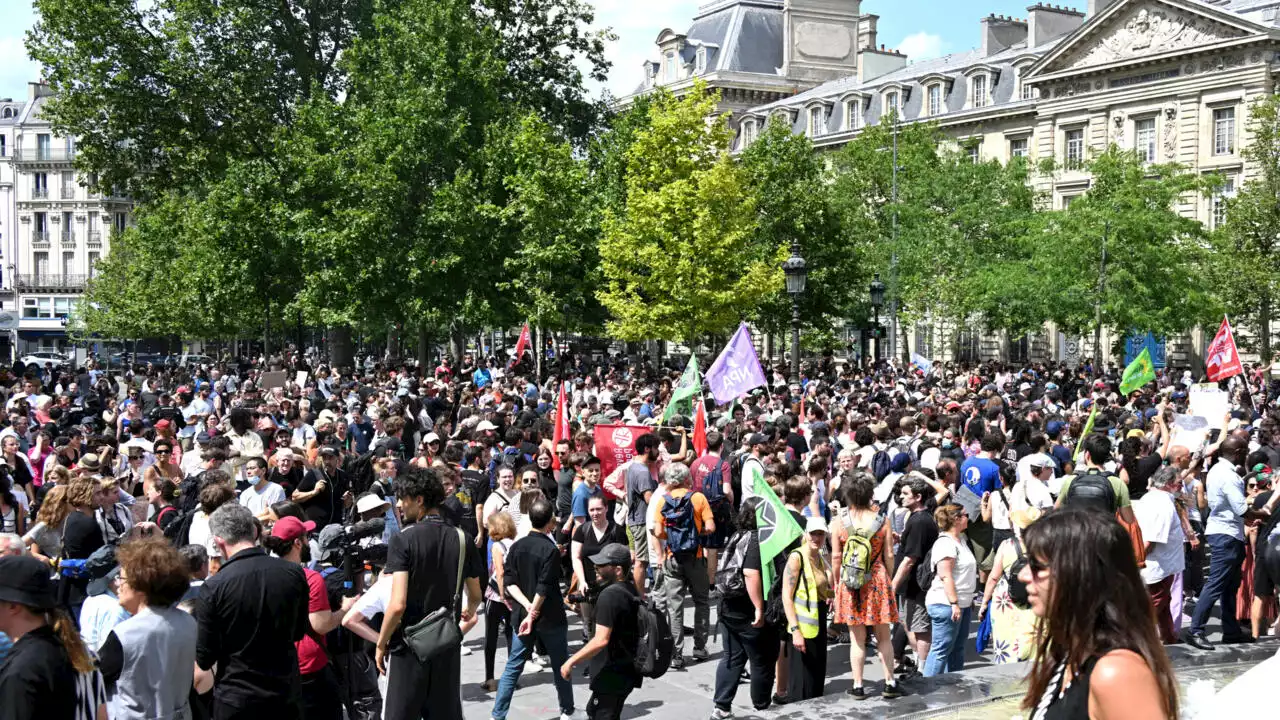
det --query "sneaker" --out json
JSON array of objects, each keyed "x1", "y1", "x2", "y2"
[
  {"x1": 528, "y1": 655, "x2": 546, "y2": 670},
  {"x1": 671, "y1": 655, "x2": 686, "y2": 671},
  {"x1": 847, "y1": 686, "x2": 867, "y2": 701},
  {"x1": 710, "y1": 709, "x2": 733, "y2": 720},
  {"x1": 692, "y1": 646, "x2": 710, "y2": 662},
  {"x1": 481, "y1": 679, "x2": 497, "y2": 692},
  {"x1": 461, "y1": 645, "x2": 473, "y2": 656},
  {"x1": 883, "y1": 683, "x2": 907, "y2": 699},
  {"x1": 560, "y1": 711, "x2": 589, "y2": 720}
]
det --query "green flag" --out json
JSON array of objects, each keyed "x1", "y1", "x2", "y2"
[
  {"x1": 1074, "y1": 404, "x2": 1098, "y2": 464},
  {"x1": 756, "y1": 478, "x2": 803, "y2": 594},
  {"x1": 662, "y1": 355, "x2": 701, "y2": 423},
  {"x1": 1119, "y1": 347, "x2": 1157, "y2": 396}
]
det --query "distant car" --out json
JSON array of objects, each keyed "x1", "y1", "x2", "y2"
[
  {"x1": 20, "y1": 351, "x2": 71, "y2": 368},
  {"x1": 169, "y1": 354, "x2": 216, "y2": 367}
]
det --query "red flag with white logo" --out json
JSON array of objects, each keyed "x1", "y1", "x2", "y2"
[
  {"x1": 1206, "y1": 316, "x2": 1243, "y2": 382},
  {"x1": 510, "y1": 323, "x2": 531, "y2": 367},
  {"x1": 551, "y1": 382, "x2": 570, "y2": 469},
  {"x1": 692, "y1": 397, "x2": 708, "y2": 457}
]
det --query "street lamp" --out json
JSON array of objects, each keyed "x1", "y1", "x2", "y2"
[
  {"x1": 782, "y1": 240, "x2": 807, "y2": 384},
  {"x1": 869, "y1": 273, "x2": 886, "y2": 363}
]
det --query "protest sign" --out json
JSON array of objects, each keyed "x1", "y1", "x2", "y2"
[
  {"x1": 595, "y1": 424, "x2": 652, "y2": 500},
  {"x1": 1170, "y1": 413, "x2": 1210, "y2": 451},
  {"x1": 1189, "y1": 383, "x2": 1229, "y2": 429},
  {"x1": 295, "y1": 371, "x2": 309, "y2": 388},
  {"x1": 260, "y1": 371, "x2": 288, "y2": 390}
]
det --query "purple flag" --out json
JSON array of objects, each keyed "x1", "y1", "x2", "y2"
[{"x1": 706, "y1": 323, "x2": 768, "y2": 404}]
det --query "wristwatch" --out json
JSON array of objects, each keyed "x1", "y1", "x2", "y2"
[{"x1": 788, "y1": 624, "x2": 800, "y2": 633}]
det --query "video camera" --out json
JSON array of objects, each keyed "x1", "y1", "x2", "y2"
[{"x1": 329, "y1": 517, "x2": 387, "y2": 597}]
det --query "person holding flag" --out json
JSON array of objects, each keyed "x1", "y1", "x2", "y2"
[{"x1": 663, "y1": 356, "x2": 702, "y2": 424}]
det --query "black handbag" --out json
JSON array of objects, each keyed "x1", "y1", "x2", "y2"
[{"x1": 403, "y1": 527, "x2": 466, "y2": 664}]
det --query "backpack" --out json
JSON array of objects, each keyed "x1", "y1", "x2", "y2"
[
  {"x1": 840, "y1": 510, "x2": 885, "y2": 591},
  {"x1": 915, "y1": 547, "x2": 935, "y2": 593},
  {"x1": 1004, "y1": 535, "x2": 1031, "y2": 609},
  {"x1": 870, "y1": 448, "x2": 893, "y2": 482},
  {"x1": 661, "y1": 494, "x2": 700, "y2": 555},
  {"x1": 633, "y1": 595, "x2": 674, "y2": 679},
  {"x1": 163, "y1": 475, "x2": 203, "y2": 546},
  {"x1": 1061, "y1": 470, "x2": 1118, "y2": 514},
  {"x1": 715, "y1": 530, "x2": 751, "y2": 599},
  {"x1": 702, "y1": 458, "x2": 734, "y2": 535}
]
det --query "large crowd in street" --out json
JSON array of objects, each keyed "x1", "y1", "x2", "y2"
[{"x1": 0, "y1": 341, "x2": 1276, "y2": 720}]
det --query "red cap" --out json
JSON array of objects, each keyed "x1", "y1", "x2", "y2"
[
  {"x1": 155, "y1": 419, "x2": 172, "y2": 429},
  {"x1": 270, "y1": 516, "x2": 316, "y2": 543}
]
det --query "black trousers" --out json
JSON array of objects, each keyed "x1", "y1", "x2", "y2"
[
  {"x1": 385, "y1": 646, "x2": 463, "y2": 720},
  {"x1": 213, "y1": 698, "x2": 302, "y2": 720},
  {"x1": 484, "y1": 599, "x2": 513, "y2": 680},
  {"x1": 713, "y1": 617, "x2": 779, "y2": 711},
  {"x1": 787, "y1": 605, "x2": 828, "y2": 701},
  {"x1": 586, "y1": 690, "x2": 632, "y2": 720},
  {"x1": 300, "y1": 665, "x2": 343, "y2": 720},
  {"x1": 333, "y1": 649, "x2": 383, "y2": 720}
]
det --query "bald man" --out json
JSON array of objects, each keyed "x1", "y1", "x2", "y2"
[{"x1": 1186, "y1": 437, "x2": 1252, "y2": 648}]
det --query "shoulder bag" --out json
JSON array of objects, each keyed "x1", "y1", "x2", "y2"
[{"x1": 403, "y1": 527, "x2": 467, "y2": 664}]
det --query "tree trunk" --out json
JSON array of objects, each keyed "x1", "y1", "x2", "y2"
[
  {"x1": 386, "y1": 327, "x2": 400, "y2": 362},
  {"x1": 450, "y1": 325, "x2": 466, "y2": 363},
  {"x1": 263, "y1": 299, "x2": 271, "y2": 361},
  {"x1": 535, "y1": 324, "x2": 543, "y2": 382},
  {"x1": 330, "y1": 326, "x2": 354, "y2": 369}
]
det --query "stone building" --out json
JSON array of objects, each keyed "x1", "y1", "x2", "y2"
[{"x1": 633, "y1": 0, "x2": 1280, "y2": 369}]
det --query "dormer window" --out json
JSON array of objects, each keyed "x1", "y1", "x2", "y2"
[
  {"x1": 771, "y1": 109, "x2": 795, "y2": 128},
  {"x1": 884, "y1": 91, "x2": 900, "y2": 119},
  {"x1": 844, "y1": 96, "x2": 864, "y2": 131},
  {"x1": 808, "y1": 106, "x2": 829, "y2": 138},
  {"x1": 741, "y1": 119, "x2": 758, "y2": 148},
  {"x1": 927, "y1": 84, "x2": 943, "y2": 116},
  {"x1": 664, "y1": 51, "x2": 677, "y2": 82},
  {"x1": 1015, "y1": 61, "x2": 1037, "y2": 100},
  {"x1": 695, "y1": 46, "x2": 707, "y2": 74},
  {"x1": 972, "y1": 74, "x2": 989, "y2": 108}
]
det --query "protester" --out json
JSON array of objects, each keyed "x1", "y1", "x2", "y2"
[
  {"x1": 651, "y1": 462, "x2": 715, "y2": 669},
  {"x1": 559, "y1": 542, "x2": 642, "y2": 720},
  {"x1": 1133, "y1": 466, "x2": 1187, "y2": 645},
  {"x1": 1020, "y1": 509, "x2": 1177, "y2": 720},
  {"x1": 711, "y1": 499, "x2": 778, "y2": 718},
  {"x1": 782, "y1": 515, "x2": 832, "y2": 701},
  {"x1": 482, "y1": 510, "x2": 517, "y2": 692},
  {"x1": 977, "y1": 507, "x2": 1041, "y2": 663},
  {"x1": 1187, "y1": 436, "x2": 1255, "y2": 648},
  {"x1": 625, "y1": 434, "x2": 661, "y2": 598},
  {"x1": 571, "y1": 494, "x2": 628, "y2": 647},
  {"x1": 923, "y1": 504, "x2": 977, "y2": 676}
]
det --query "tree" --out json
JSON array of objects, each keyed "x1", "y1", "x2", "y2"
[
  {"x1": 1211, "y1": 94, "x2": 1280, "y2": 363},
  {"x1": 1021, "y1": 147, "x2": 1218, "y2": 363},
  {"x1": 598, "y1": 83, "x2": 784, "y2": 343},
  {"x1": 741, "y1": 121, "x2": 860, "y2": 347}
]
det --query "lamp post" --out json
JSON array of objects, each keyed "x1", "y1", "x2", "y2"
[
  {"x1": 783, "y1": 240, "x2": 807, "y2": 384},
  {"x1": 869, "y1": 273, "x2": 886, "y2": 364}
]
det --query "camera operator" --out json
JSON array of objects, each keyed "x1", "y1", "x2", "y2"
[
  {"x1": 560, "y1": 543, "x2": 642, "y2": 720},
  {"x1": 313, "y1": 525, "x2": 383, "y2": 720},
  {"x1": 570, "y1": 494, "x2": 627, "y2": 652}
]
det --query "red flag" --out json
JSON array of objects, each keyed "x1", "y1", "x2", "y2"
[
  {"x1": 595, "y1": 424, "x2": 653, "y2": 500},
  {"x1": 510, "y1": 323, "x2": 531, "y2": 367},
  {"x1": 798, "y1": 393, "x2": 806, "y2": 437},
  {"x1": 1206, "y1": 317, "x2": 1243, "y2": 382},
  {"x1": 692, "y1": 398, "x2": 708, "y2": 457},
  {"x1": 551, "y1": 382, "x2": 570, "y2": 469}
]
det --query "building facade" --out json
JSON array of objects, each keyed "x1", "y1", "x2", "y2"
[
  {"x1": 6, "y1": 80, "x2": 130, "y2": 357},
  {"x1": 636, "y1": 0, "x2": 1280, "y2": 368}
]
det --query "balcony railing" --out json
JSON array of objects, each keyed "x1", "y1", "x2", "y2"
[
  {"x1": 60, "y1": 231, "x2": 74, "y2": 245},
  {"x1": 60, "y1": 184, "x2": 76, "y2": 199},
  {"x1": 31, "y1": 188, "x2": 48, "y2": 199},
  {"x1": 31, "y1": 231, "x2": 50, "y2": 247},
  {"x1": 13, "y1": 147, "x2": 76, "y2": 163},
  {"x1": 87, "y1": 231, "x2": 102, "y2": 248},
  {"x1": 15, "y1": 274, "x2": 87, "y2": 291}
]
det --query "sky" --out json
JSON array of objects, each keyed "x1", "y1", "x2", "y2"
[{"x1": 0, "y1": 0, "x2": 1065, "y2": 103}]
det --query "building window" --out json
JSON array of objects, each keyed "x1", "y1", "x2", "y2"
[
  {"x1": 1211, "y1": 174, "x2": 1237, "y2": 230},
  {"x1": 1135, "y1": 118, "x2": 1156, "y2": 163},
  {"x1": 1213, "y1": 107, "x2": 1236, "y2": 156},
  {"x1": 884, "y1": 91, "x2": 899, "y2": 119},
  {"x1": 845, "y1": 99, "x2": 862, "y2": 130},
  {"x1": 1065, "y1": 128, "x2": 1085, "y2": 170},
  {"x1": 1010, "y1": 137, "x2": 1029, "y2": 158},
  {"x1": 1009, "y1": 334, "x2": 1031, "y2": 364},
  {"x1": 33, "y1": 173, "x2": 48, "y2": 199},
  {"x1": 0, "y1": 135, "x2": 6, "y2": 157},
  {"x1": 645, "y1": 64, "x2": 655, "y2": 87},
  {"x1": 808, "y1": 107, "x2": 827, "y2": 137},
  {"x1": 664, "y1": 51, "x2": 676, "y2": 81},
  {"x1": 33, "y1": 212, "x2": 47, "y2": 233},
  {"x1": 927, "y1": 84, "x2": 942, "y2": 116},
  {"x1": 89, "y1": 252, "x2": 101, "y2": 277},
  {"x1": 34, "y1": 252, "x2": 49, "y2": 276},
  {"x1": 61, "y1": 212, "x2": 73, "y2": 240},
  {"x1": 742, "y1": 119, "x2": 757, "y2": 147},
  {"x1": 972, "y1": 74, "x2": 989, "y2": 108},
  {"x1": 1020, "y1": 71, "x2": 1037, "y2": 100},
  {"x1": 966, "y1": 142, "x2": 981, "y2": 163},
  {"x1": 36, "y1": 133, "x2": 50, "y2": 159},
  {"x1": 914, "y1": 322, "x2": 934, "y2": 358},
  {"x1": 695, "y1": 47, "x2": 706, "y2": 74},
  {"x1": 114, "y1": 213, "x2": 127, "y2": 233},
  {"x1": 62, "y1": 252, "x2": 75, "y2": 276},
  {"x1": 1062, "y1": 194, "x2": 1079, "y2": 209}
]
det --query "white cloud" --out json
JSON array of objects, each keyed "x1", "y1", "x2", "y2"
[
  {"x1": 896, "y1": 31, "x2": 947, "y2": 62},
  {"x1": 586, "y1": 0, "x2": 701, "y2": 99}
]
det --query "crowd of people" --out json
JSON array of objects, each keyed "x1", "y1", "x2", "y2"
[{"x1": 0, "y1": 346, "x2": 1275, "y2": 720}]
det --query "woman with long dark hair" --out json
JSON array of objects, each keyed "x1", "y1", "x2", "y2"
[{"x1": 1020, "y1": 508, "x2": 1177, "y2": 720}]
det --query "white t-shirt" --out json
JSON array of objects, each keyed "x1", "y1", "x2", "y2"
[
  {"x1": 240, "y1": 481, "x2": 287, "y2": 515},
  {"x1": 482, "y1": 488, "x2": 521, "y2": 531},
  {"x1": 1133, "y1": 488, "x2": 1186, "y2": 585},
  {"x1": 352, "y1": 574, "x2": 394, "y2": 618},
  {"x1": 926, "y1": 534, "x2": 978, "y2": 608},
  {"x1": 187, "y1": 510, "x2": 220, "y2": 560}
]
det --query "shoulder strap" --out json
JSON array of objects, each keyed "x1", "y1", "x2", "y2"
[{"x1": 449, "y1": 527, "x2": 465, "y2": 610}]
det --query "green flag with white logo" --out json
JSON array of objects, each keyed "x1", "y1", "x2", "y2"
[
  {"x1": 662, "y1": 355, "x2": 701, "y2": 423},
  {"x1": 1120, "y1": 347, "x2": 1156, "y2": 396},
  {"x1": 756, "y1": 477, "x2": 803, "y2": 594}
]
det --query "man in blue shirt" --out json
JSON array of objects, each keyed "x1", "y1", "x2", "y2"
[
  {"x1": 569, "y1": 456, "x2": 603, "y2": 534},
  {"x1": 1187, "y1": 437, "x2": 1255, "y2": 648},
  {"x1": 957, "y1": 433, "x2": 1004, "y2": 572}
]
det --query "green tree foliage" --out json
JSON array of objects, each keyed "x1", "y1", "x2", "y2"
[
  {"x1": 1019, "y1": 147, "x2": 1218, "y2": 341},
  {"x1": 1211, "y1": 94, "x2": 1280, "y2": 362},
  {"x1": 598, "y1": 83, "x2": 784, "y2": 343},
  {"x1": 741, "y1": 121, "x2": 859, "y2": 343}
]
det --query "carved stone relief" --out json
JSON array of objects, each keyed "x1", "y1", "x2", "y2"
[
  {"x1": 1162, "y1": 104, "x2": 1178, "y2": 159},
  {"x1": 1063, "y1": 4, "x2": 1243, "y2": 70}
]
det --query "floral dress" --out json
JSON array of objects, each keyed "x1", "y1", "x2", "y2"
[
  {"x1": 832, "y1": 510, "x2": 899, "y2": 626},
  {"x1": 989, "y1": 538, "x2": 1039, "y2": 664}
]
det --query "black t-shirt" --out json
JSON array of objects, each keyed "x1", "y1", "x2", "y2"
[
  {"x1": 720, "y1": 536, "x2": 762, "y2": 623},
  {"x1": 786, "y1": 432, "x2": 809, "y2": 461},
  {"x1": 455, "y1": 469, "x2": 489, "y2": 537},
  {"x1": 63, "y1": 510, "x2": 104, "y2": 560},
  {"x1": 1127, "y1": 454, "x2": 1164, "y2": 501},
  {"x1": 572, "y1": 521, "x2": 628, "y2": 586},
  {"x1": 441, "y1": 496, "x2": 464, "y2": 528},
  {"x1": 555, "y1": 469, "x2": 576, "y2": 520},
  {"x1": 0, "y1": 625, "x2": 80, "y2": 720},
  {"x1": 895, "y1": 509, "x2": 939, "y2": 602},
  {"x1": 587, "y1": 581, "x2": 642, "y2": 693},
  {"x1": 384, "y1": 515, "x2": 483, "y2": 643},
  {"x1": 1253, "y1": 490, "x2": 1279, "y2": 548},
  {"x1": 155, "y1": 505, "x2": 181, "y2": 533}
]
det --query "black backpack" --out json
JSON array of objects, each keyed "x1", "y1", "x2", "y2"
[
  {"x1": 715, "y1": 530, "x2": 751, "y2": 599},
  {"x1": 702, "y1": 458, "x2": 734, "y2": 535},
  {"x1": 163, "y1": 474, "x2": 203, "y2": 546},
  {"x1": 633, "y1": 595, "x2": 674, "y2": 679},
  {"x1": 1062, "y1": 470, "x2": 1118, "y2": 514},
  {"x1": 915, "y1": 547, "x2": 935, "y2": 593},
  {"x1": 1004, "y1": 535, "x2": 1031, "y2": 609},
  {"x1": 870, "y1": 448, "x2": 893, "y2": 482}
]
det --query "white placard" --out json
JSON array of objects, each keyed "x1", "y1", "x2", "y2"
[
  {"x1": 295, "y1": 371, "x2": 309, "y2": 387},
  {"x1": 1170, "y1": 413, "x2": 1209, "y2": 451},
  {"x1": 1189, "y1": 384, "x2": 1229, "y2": 429}
]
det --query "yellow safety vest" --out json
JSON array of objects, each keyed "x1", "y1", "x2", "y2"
[{"x1": 791, "y1": 550, "x2": 827, "y2": 639}]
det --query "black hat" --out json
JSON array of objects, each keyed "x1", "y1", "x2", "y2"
[
  {"x1": 0, "y1": 555, "x2": 58, "y2": 610},
  {"x1": 746, "y1": 432, "x2": 769, "y2": 447},
  {"x1": 587, "y1": 543, "x2": 631, "y2": 567},
  {"x1": 85, "y1": 545, "x2": 120, "y2": 597}
]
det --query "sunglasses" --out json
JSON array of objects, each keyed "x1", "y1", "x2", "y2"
[
  {"x1": 154, "y1": 450, "x2": 171, "y2": 456},
  {"x1": 1028, "y1": 558, "x2": 1050, "y2": 576}
]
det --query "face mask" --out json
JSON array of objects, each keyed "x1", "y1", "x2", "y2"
[{"x1": 942, "y1": 440, "x2": 954, "y2": 449}]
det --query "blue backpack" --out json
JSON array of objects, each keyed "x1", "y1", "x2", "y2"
[{"x1": 662, "y1": 494, "x2": 700, "y2": 555}]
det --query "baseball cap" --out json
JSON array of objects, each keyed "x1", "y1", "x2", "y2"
[
  {"x1": 270, "y1": 516, "x2": 316, "y2": 543},
  {"x1": 154, "y1": 419, "x2": 172, "y2": 430},
  {"x1": 746, "y1": 432, "x2": 769, "y2": 447},
  {"x1": 805, "y1": 516, "x2": 828, "y2": 535},
  {"x1": 0, "y1": 555, "x2": 58, "y2": 610},
  {"x1": 1026, "y1": 452, "x2": 1054, "y2": 471},
  {"x1": 85, "y1": 545, "x2": 119, "y2": 597},
  {"x1": 316, "y1": 524, "x2": 346, "y2": 561},
  {"x1": 424, "y1": 432, "x2": 441, "y2": 444},
  {"x1": 587, "y1": 543, "x2": 631, "y2": 567},
  {"x1": 476, "y1": 420, "x2": 497, "y2": 432},
  {"x1": 196, "y1": 432, "x2": 212, "y2": 445},
  {"x1": 318, "y1": 446, "x2": 340, "y2": 458}
]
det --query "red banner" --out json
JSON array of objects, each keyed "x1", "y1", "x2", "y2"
[
  {"x1": 692, "y1": 400, "x2": 708, "y2": 458},
  {"x1": 551, "y1": 382, "x2": 570, "y2": 469},
  {"x1": 1206, "y1": 317, "x2": 1243, "y2": 382},
  {"x1": 510, "y1": 323, "x2": 531, "y2": 367},
  {"x1": 595, "y1": 424, "x2": 652, "y2": 501}
]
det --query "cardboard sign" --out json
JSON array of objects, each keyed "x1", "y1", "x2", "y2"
[
  {"x1": 260, "y1": 371, "x2": 288, "y2": 390},
  {"x1": 1170, "y1": 413, "x2": 1209, "y2": 451},
  {"x1": 295, "y1": 371, "x2": 309, "y2": 388},
  {"x1": 1189, "y1": 384, "x2": 1229, "y2": 429}
]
